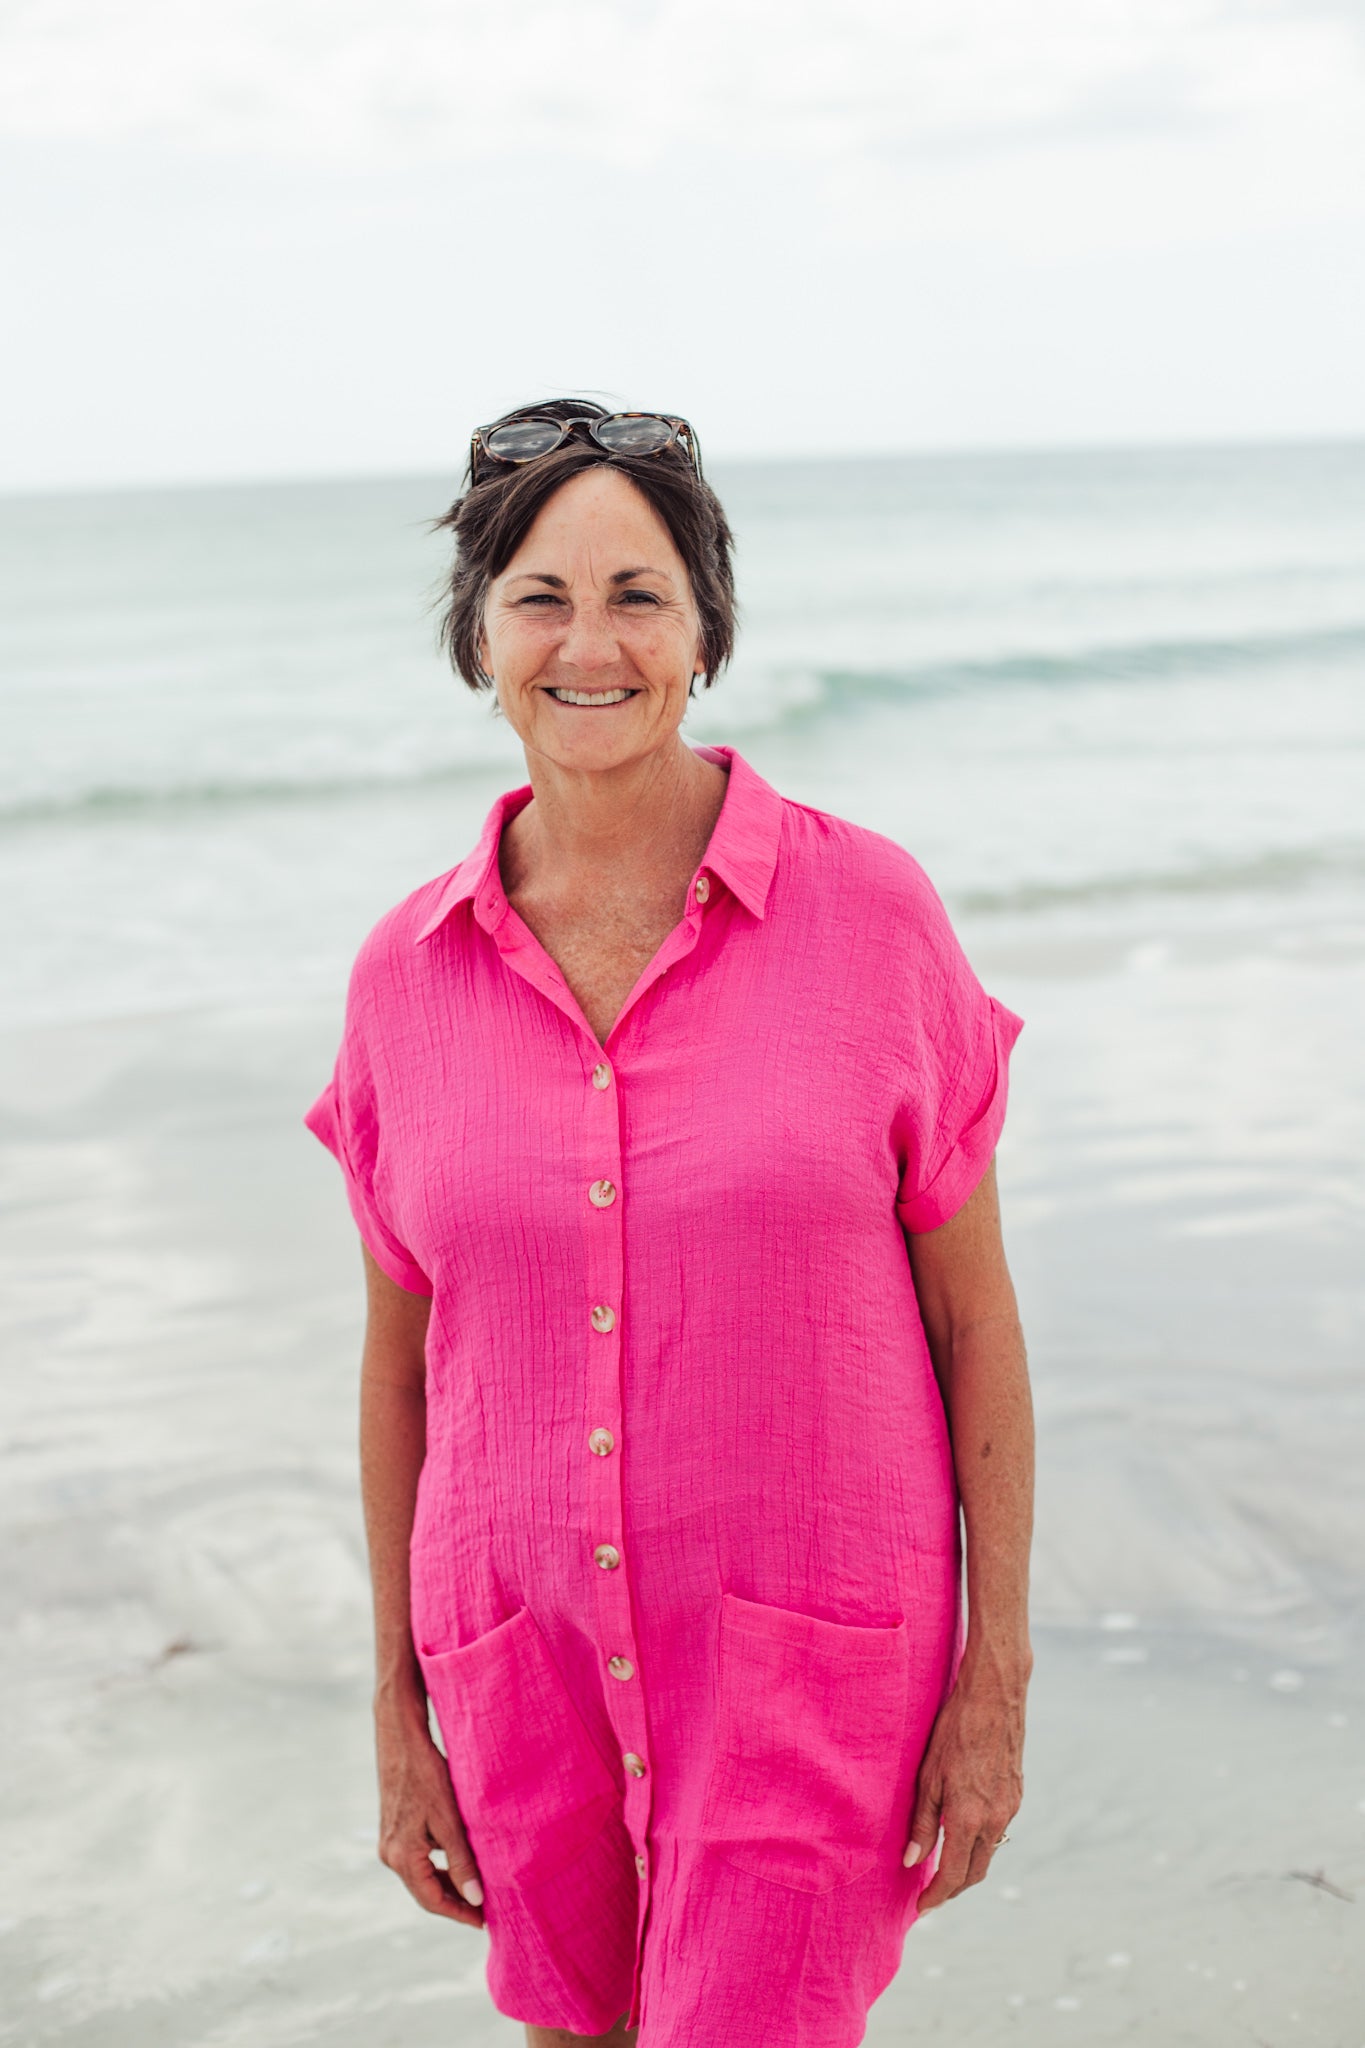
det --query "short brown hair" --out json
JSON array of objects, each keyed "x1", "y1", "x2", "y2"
[{"x1": 429, "y1": 399, "x2": 737, "y2": 694}]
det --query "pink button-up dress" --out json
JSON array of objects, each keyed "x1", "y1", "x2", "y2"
[{"x1": 304, "y1": 742, "x2": 1024, "y2": 2046}]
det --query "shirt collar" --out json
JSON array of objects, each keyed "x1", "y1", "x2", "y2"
[{"x1": 413, "y1": 742, "x2": 783, "y2": 946}]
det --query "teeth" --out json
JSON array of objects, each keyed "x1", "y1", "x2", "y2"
[{"x1": 549, "y1": 688, "x2": 635, "y2": 705}]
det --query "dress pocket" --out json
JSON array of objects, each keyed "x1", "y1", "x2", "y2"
[
  {"x1": 416, "y1": 1606, "x2": 619, "y2": 1889},
  {"x1": 699, "y1": 1590, "x2": 911, "y2": 1894}
]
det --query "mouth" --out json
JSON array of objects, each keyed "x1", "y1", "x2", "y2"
[{"x1": 543, "y1": 686, "x2": 641, "y2": 707}]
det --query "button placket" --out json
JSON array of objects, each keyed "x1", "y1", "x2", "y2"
[
  {"x1": 581, "y1": 1049, "x2": 655, "y2": 1905},
  {"x1": 474, "y1": 884, "x2": 729, "y2": 2037}
]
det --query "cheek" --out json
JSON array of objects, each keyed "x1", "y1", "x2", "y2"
[
  {"x1": 488, "y1": 618, "x2": 558, "y2": 677},
  {"x1": 632, "y1": 617, "x2": 701, "y2": 677}
]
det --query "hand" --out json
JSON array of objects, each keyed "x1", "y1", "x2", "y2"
[
  {"x1": 902, "y1": 1652, "x2": 1027, "y2": 1914},
  {"x1": 375, "y1": 1696, "x2": 486, "y2": 1927}
]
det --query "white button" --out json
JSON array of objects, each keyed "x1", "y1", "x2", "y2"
[
  {"x1": 607, "y1": 1655, "x2": 635, "y2": 1681},
  {"x1": 589, "y1": 1179, "x2": 617, "y2": 1207},
  {"x1": 594, "y1": 1543, "x2": 621, "y2": 1570},
  {"x1": 588, "y1": 1427, "x2": 615, "y2": 1456},
  {"x1": 635, "y1": 1852, "x2": 647, "y2": 1879},
  {"x1": 592, "y1": 1063, "x2": 612, "y2": 1089},
  {"x1": 623, "y1": 1752, "x2": 646, "y2": 1778},
  {"x1": 695, "y1": 876, "x2": 710, "y2": 902},
  {"x1": 590, "y1": 1303, "x2": 617, "y2": 1333}
]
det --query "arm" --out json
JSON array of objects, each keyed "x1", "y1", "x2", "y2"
[
  {"x1": 359, "y1": 1244, "x2": 486, "y2": 1921},
  {"x1": 901, "y1": 1155, "x2": 1034, "y2": 1909}
]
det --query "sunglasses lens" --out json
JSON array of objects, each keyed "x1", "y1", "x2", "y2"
[
  {"x1": 595, "y1": 415, "x2": 673, "y2": 455},
  {"x1": 483, "y1": 419, "x2": 564, "y2": 462}
]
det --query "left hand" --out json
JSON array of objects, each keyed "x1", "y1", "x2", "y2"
[{"x1": 903, "y1": 1656, "x2": 1027, "y2": 1913}]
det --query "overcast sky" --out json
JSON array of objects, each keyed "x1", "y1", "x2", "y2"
[{"x1": 4, "y1": 0, "x2": 1365, "y2": 489}]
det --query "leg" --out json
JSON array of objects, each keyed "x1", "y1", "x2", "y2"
[{"x1": 525, "y1": 2018, "x2": 637, "y2": 2046}]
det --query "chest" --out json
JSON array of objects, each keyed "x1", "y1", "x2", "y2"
[
  {"x1": 381, "y1": 911, "x2": 906, "y2": 1271},
  {"x1": 507, "y1": 887, "x2": 691, "y2": 1046}
]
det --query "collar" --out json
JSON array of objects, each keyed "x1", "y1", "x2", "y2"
[{"x1": 413, "y1": 743, "x2": 784, "y2": 946}]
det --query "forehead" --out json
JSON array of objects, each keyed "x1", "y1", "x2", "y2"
[{"x1": 500, "y1": 468, "x2": 685, "y2": 576}]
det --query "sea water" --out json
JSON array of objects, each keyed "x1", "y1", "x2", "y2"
[{"x1": 3, "y1": 439, "x2": 1364, "y2": 1026}]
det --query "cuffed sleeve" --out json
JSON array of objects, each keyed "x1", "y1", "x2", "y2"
[
  {"x1": 304, "y1": 1037, "x2": 433, "y2": 1298},
  {"x1": 894, "y1": 991, "x2": 1024, "y2": 1233},
  {"x1": 889, "y1": 870, "x2": 1025, "y2": 1235}
]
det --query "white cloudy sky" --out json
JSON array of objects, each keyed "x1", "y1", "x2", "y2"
[{"x1": 3, "y1": 0, "x2": 1365, "y2": 487}]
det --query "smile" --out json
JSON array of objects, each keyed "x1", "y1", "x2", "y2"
[{"x1": 546, "y1": 687, "x2": 639, "y2": 706}]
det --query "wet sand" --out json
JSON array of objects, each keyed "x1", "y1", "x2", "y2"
[{"x1": 2, "y1": 897, "x2": 1363, "y2": 2043}]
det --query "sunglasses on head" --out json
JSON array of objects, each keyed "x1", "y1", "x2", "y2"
[{"x1": 470, "y1": 411, "x2": 703, "y2": 484}]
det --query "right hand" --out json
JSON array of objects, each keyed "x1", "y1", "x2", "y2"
[{"x1": 375, "y1": 1695, "x2": 486, "y2": 1927}]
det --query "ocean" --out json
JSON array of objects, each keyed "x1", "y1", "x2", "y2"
[
  {"x1": 4, "y1": 439, "x2": 1364, "y2": 1025},
  {"x1": 2, "y1": 442, "x2": 1363, "y2": 2041}
]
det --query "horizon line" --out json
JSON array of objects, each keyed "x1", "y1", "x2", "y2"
[{"x1": 5, "y1": 424, "x2": 1365, "y2": 504}]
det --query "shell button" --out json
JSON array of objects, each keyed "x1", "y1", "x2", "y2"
[
  {"x1": 590, "y1": 1303, "x2": 617, "y2": 1333},
  {"x1": 593, "y1": 1543, "x2": 621, "y2": 1571},
  {"x1": 588, "y1": 1427, "x2": 615, "y2": 1457},
  {"x1": 607, "y1": 1655, "x2": 635, "y2": 1681},
  {"x1": 589, "y1": 1179, "x2": 617, "y2": 1208},
  {"x1": 623, "y1": 1752, "x2": 646, "y2": 1778}
]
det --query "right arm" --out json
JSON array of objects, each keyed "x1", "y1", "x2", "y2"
[{"x1": 359, "y1": 1243, "x2": 486, "y2": 1921}]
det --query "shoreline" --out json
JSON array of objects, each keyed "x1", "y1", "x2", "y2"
[
  {"x1": 1, "y1": 1627, "x2": 1360, "y2": 2044},
  {"x1": 2, "y1": 899, "x2": 1362, "y2": 2041}
]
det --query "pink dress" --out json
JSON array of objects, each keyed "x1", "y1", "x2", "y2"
[{"x1": 304, "y1": 743, "x2": 1024, "y2": 2046}]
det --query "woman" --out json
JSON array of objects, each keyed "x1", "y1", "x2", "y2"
[{"x1": 304, "y1": 399, "x2": 1034, "y2": 2048}]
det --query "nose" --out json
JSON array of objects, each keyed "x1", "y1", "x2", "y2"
[{"x1": 556, "y1": 600, "x2": 620, "y2": 674}]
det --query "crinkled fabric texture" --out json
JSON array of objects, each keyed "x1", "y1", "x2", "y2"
[{"x1": 304, "y1": 744, "x2": 1024, "y2": 2046}]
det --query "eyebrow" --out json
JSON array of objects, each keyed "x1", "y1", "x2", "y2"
[{"x1": 505, "y1": 566, "x2": 670, "y2": 589}]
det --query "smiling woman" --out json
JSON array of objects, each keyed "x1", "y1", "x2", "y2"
[
  {"x1": 432, "y1": 397, "x2": 736, "y2": 699},
  {"x1": 481, "y1": 473, "x2": 708, "y2": 755},
  {"x1": 303, "y1": 394, "x2": 1033, "y2": 2048}
]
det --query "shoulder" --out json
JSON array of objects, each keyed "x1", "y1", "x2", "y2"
[
  {"x1": 342, "y1": 867, "x2": 462, "y2": 1016},
  {"x1": 777, "y1": 795, "x2": 953, "y2": 939}
]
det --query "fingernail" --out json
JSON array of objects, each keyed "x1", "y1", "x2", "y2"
[
  {"x1": 460, "y1": 1878, "x2": 484, "y2": 1906},
  {"x1": 904, "y1": 1842, "x2": 925, "y2": 1866}
]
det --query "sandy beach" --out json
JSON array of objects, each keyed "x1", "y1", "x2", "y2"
[{"x1": 2, "y1": 875, "x2": 1362, "y2": 2046}]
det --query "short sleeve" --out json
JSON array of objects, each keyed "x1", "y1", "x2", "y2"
[
  {"x1": 891, "y1": 883, "x2": 1025, "y2": 1236},
  {"x1": 303, "y1": 1016, "x2": 433, "y2": 1298}
]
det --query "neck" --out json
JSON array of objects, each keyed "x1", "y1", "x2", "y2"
[{"x1": 503, "y1": 739, "x2": 729, "y2": 895}]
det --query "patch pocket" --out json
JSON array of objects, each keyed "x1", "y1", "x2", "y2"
[
  {"x1": 699, "y1": 1590, "x2": 911, "y2": 1894},
  {"x1": 417, "y1": 1606, "x2": 619, "y2": 1889}
]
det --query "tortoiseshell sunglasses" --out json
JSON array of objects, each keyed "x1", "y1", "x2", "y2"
[{"x1": 470, "y1": 411, "x2": 703, "y2": 483}]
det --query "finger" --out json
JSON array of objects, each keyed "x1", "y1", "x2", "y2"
[
  {"x1": 380, "y1": 1822, "x2": 484, "y2": 1926},
  {"x1": 404, "y1": 1846, "x2": 485, "y2": 1926},
  {"x1": 430, "y1": 1829, "x2": 485, "y2": 1909},
  {"x1": 961, "y1": 1831, "x2": 997, "y2": 1891},
  {"x1": 915, "y1": 1819, "x2": 974, "y2": 1913},
  {"x1": 904, "y1": 1778, "x2": 944, "y2": 1867}
]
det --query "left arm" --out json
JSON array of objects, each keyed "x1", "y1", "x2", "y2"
[{"x1": 902, "y1": 1154, "x2": 1035, "y2": 1910}]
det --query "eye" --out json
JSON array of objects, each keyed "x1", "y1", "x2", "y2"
[
  {"x1": 516, "y1": 592, "x2": 564, "y2": 608},
  {"x1": 617, "y1": 588, "x2": 662, "y2": 606}
]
